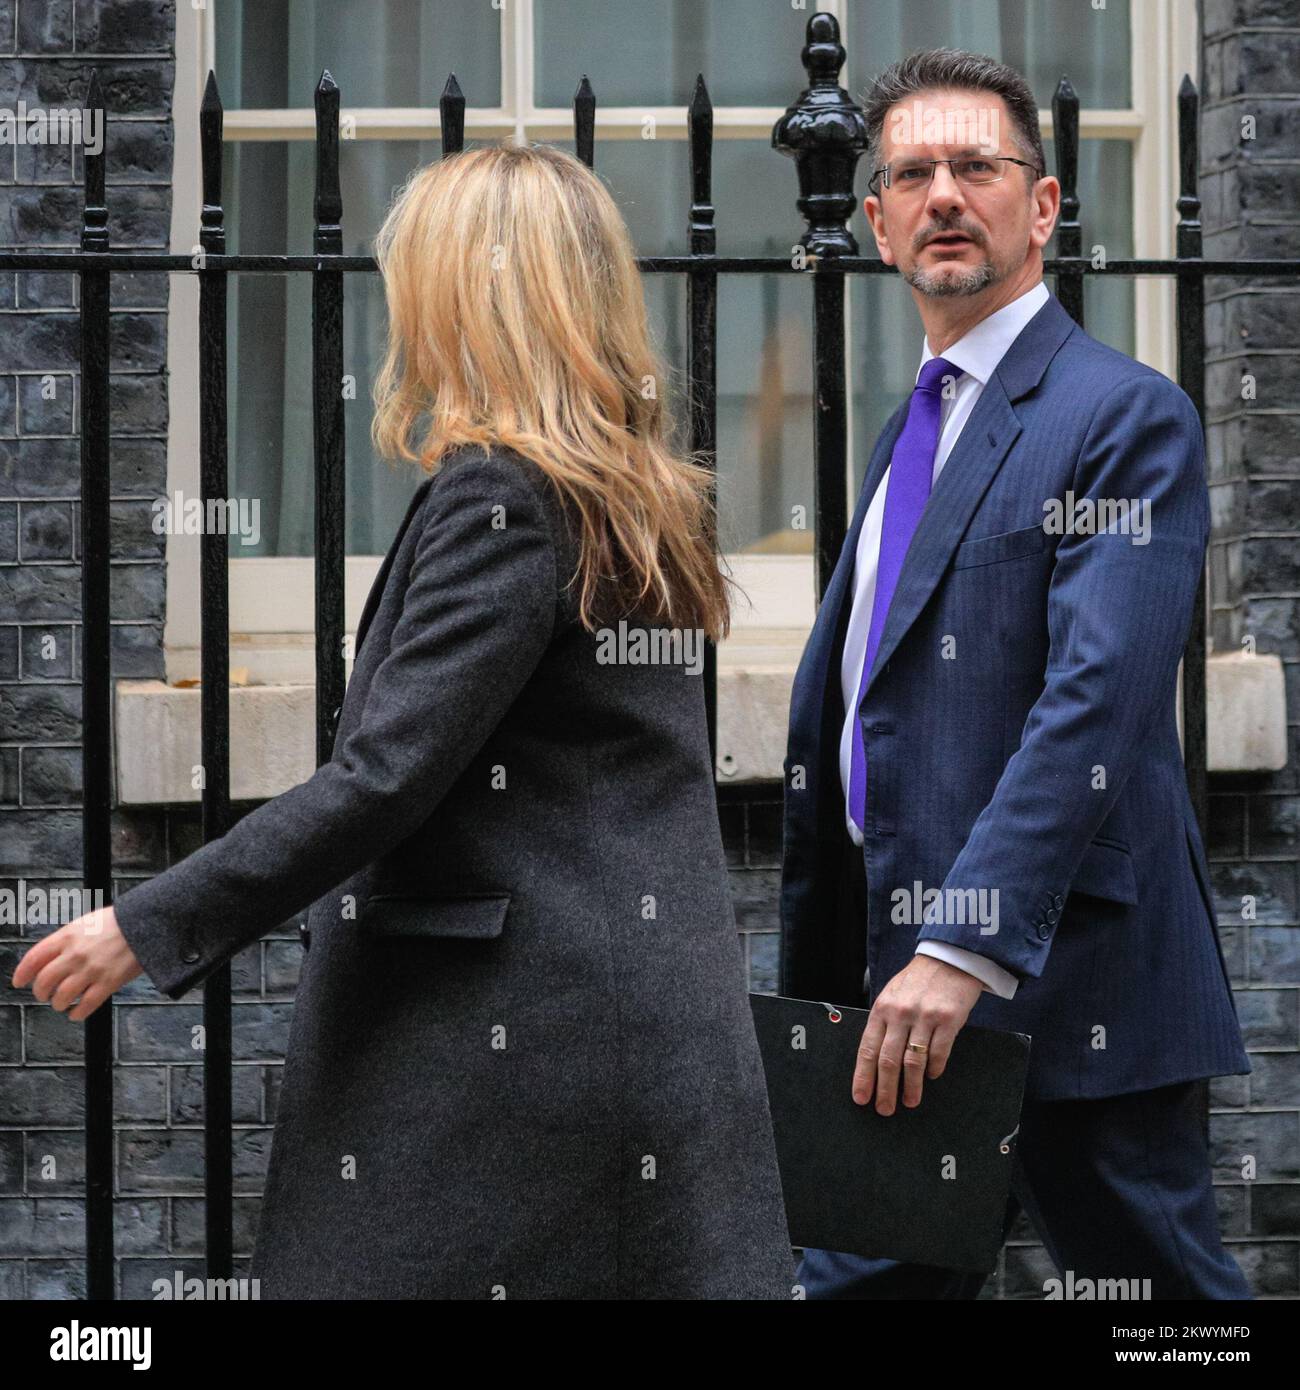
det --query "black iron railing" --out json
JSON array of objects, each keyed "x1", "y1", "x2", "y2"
[{"x1": 3, "y1": 11, "x2": 1297, "y2": 1298}]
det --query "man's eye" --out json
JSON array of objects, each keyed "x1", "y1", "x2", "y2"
[
  {"x1": 960, "y1": 159, "x2": 995, "y2": 174},
  {"x1": 895, "y1": 166, "x2": 928, "y2": 181}
]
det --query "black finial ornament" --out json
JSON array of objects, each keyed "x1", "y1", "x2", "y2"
[{"x1": 771, "y1": 12, "x2": 868, "y2": 257}]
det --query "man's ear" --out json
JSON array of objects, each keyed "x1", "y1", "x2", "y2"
[
  {"x1": 863, "y1": 194, "x2": 895, "y2": 266},
  {"x1": 1029, "y1": 175, "x2": 1061, "y2": 252}
]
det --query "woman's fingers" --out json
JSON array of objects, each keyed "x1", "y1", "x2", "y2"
[
  {"x1": 12, "y1": 908, "x2": 141, "y2": 1019},
  {"x1": 28, "y1": 927, "x2": 84, "y2": 1004},
  {"x1": 10, "y1": 926, "x2": 66, "y2": 990},
  {"x1": 68, "y1": 980, "x2": 115, "y2": 1023},
  {"x1": 50, "y1": 967, "x2": 96, "y2": 1015}
]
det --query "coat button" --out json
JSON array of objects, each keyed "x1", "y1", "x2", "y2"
[
  {"x1": 1053, "y1": 893, "x2": 1064, "y2": 909},
  {"x1": 1035, "y1": 922, "x2": 1050, "y2": 941},
  {"x1": 180, "y1": 941, "x2": 200, "y2": 963},
  {"x1": 299, "y1": 921, "x2": 311, "y2": 952},
  {"x1": 328, "y1": 704, "x2": 342, "y2": 738},
  {"x1": 1046, "y1": 907, "x2": 1059, "y2": 924}
]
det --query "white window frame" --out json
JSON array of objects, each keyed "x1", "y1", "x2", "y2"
[{"x1": 162, "y1": 0, "x2": 1198, "y2": 682}]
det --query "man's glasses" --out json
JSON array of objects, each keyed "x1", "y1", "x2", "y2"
[{"x1": 868, "y1": 155, "x2": 1043, "y2": 196}]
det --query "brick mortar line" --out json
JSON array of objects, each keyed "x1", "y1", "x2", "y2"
[{"x1": 1198, "y1": 96, "x2": 1300, "y2": 112}]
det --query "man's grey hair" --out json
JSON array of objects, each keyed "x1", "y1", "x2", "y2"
[{"x1": 861, "y1": 47, "x2": 1047, "y2": 188}]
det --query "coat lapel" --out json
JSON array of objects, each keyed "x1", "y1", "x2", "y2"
[{"x1": 353, "y1": 474, "x2": 435, "y2": 656}]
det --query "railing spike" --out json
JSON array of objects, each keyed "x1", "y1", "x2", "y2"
[
  {"x1": 574, "y1": 74, "x2": 595, "y2": 167},
  {"x1": 201, "y1": 67, "x2": 222, "y2": 113},
  {"x1": 1050, "y1": 73, "x2": 1082, "y2": 326},
  {"x1": 441, "y1": 72, "x2": 465, "y2": 157},
  {"x1": 314, "y1": 65, "x2": 342, "y2": 256},
  {"x1": 688, "y1": 73, "x2": 715, "y2": 254}
]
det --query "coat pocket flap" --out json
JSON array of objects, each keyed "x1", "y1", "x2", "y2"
[
  {"x1": 1068, "y1": 837, "x2": 1139, "y2": 906},
  {"x1": 362, "y1": 892, "x2": 511, "y2": 939},
  {"x1": 952, "y1": 523, "x2": 1049, "y2": 570}
]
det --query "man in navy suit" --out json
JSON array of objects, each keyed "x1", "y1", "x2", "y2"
[{"x1": 780, "y1": 49, "x2": 1252, "y2": 1298}]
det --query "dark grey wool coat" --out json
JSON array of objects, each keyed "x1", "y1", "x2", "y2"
[{"x1": 114, "y1": 445, "x2": 794, "y2": 1300}]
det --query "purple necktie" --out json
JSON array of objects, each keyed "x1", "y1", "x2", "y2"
[{"x1": 848, "y1": 355, "x2": 962, "y2": 835}]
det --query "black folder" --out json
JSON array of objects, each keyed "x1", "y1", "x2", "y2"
[{"x1": 750, "y1": 993, "x2": 1031, "y2": 1273}]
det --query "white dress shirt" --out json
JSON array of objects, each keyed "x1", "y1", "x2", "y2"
[{"x1": 838, "y1": 279, "x2": 1050, "y2": 1001}]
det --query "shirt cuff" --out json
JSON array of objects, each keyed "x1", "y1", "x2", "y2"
[{"x1": 914, "y1": 941, "x2": 1020, "y2": 999}]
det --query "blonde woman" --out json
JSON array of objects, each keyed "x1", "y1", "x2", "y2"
[{"x1": 14, "y1": 144, "x2": 795, "y2": 1300}]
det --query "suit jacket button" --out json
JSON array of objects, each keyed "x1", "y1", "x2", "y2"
[
  {"x1": 1035, "y1": 922, "x2": 1050, "y2": 941},
  {"x1": 1053, "y1": 893, "x2": 1064, "y2": 909},
  {"x1": 180, "y1": 941, "x2": 200, "y2": 963},
  {"x1": 328, "y1": 704, "x2": 342, "y2": 737},
  {"x1": 299, "y1": 921, "x2": 311, "y2": 952},
  {"x1": 1046, "y1": 908, "x2": 1059, "y2": 924}
]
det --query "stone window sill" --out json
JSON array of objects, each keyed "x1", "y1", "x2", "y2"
[{"x1": 113, "y1": 645, "x2": 1288, "y2": 804}]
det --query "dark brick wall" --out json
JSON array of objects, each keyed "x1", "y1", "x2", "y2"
[
  {"x1": 0, "y1": 0, "x2": 175, "y2": 1300},
  {"x1": 1200, "y1": 0, "x2": 1300, "y2": 1297}
]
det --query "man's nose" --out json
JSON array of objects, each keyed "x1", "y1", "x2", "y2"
[{"x1": 925, "y1": 162, "x2": 967, "y2": 216}]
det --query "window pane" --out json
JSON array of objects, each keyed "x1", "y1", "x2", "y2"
[
  {"x1": 225, "y1": 138, "x2": 466, "y2": 558},
  {"x1": 716, "y1": 276, "x2": 815, "y2": 557},
  {"x1": 1045, "y1": 136, "x2": 1134, "y2": 359},
  {"x1": 220, "y1": 120, "x2": 1132, "y2": 559},
  {"x1": 214, "y1": 0, "x2": 500, "y2": 109},
  {"x1": 536, "y1": 0, "x2": 1131, "y2": 114},
  {"x1": 551, "y1": 139, "x2": 814, "y2": 555},
  {"x1": 535, "y1": 0, "x2": 813, "y2": 108},
  {"x1": 554, "y1": 136, "x2": 816, "y2": 258},
  {"x1": 846, "y1": 0, "x2": 1131, "y2": 110}
]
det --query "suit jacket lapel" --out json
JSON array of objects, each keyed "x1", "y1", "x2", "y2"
[
  {"x1": 857, "y1": 378, "x2": 1022, "y2": 699},
  {"x1": 354, "y1": 475, "x2": 435, "y2": 656},
  {"x1": 856, "y1": 291, "x2": 1078, "y2": 705}
]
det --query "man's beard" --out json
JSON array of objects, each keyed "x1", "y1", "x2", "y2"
[{"x1": 903, "y1": 258, "x2": 999, "y2": 297}]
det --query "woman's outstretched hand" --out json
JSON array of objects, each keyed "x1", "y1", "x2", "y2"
[{"x1": 11, "y1": 907, "x2": 144, "y2": 1021}]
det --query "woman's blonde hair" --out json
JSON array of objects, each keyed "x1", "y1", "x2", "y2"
[{"x1": 370, "y1": 142, "x2": 730, "y2": 641}]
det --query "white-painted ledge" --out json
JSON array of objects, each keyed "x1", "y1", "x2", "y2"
[{"x1": 114, "y1": 644, "x2": 1289, "y2": 804}]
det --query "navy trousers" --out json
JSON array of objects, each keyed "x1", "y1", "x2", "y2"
[{"x1": 796, "y1": 835, "x2": 1252, "y2": 1301}]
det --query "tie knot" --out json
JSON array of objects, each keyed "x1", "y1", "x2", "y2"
[{"x1": 916, "y1": 356, "x2": 962, "y2": 396}]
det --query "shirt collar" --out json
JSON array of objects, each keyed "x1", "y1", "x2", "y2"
[{"x1": 916, "y1": 280, "x2": 1050, "y2": 388}]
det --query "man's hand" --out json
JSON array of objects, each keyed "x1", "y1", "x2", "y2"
[
  {"x1": 852, "y1": 954, "x2": 983, "y2": 1114},
  {"x1": 11, "y1": 907, "x2": 143, "y2": 1021}
]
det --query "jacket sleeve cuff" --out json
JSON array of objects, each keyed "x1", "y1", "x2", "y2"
[{"x1": 114, "y1": 877, "x2": 209, "y2": 1001}]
